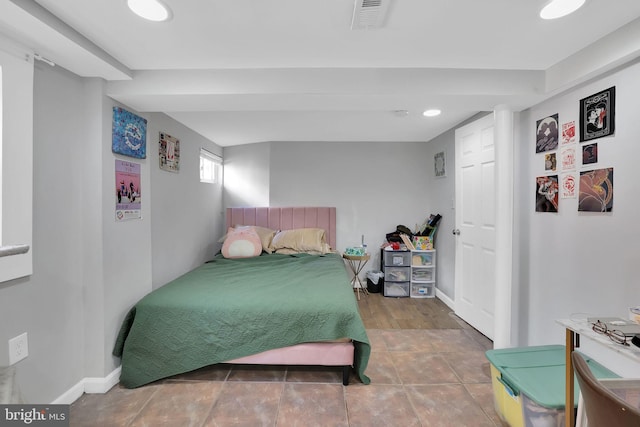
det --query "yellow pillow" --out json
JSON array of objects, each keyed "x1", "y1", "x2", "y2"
[
  {"x1": 252, "y1": 226, "x2": 277, "y2": 254},
  {"x1": 270, "y1": 228, "x2": 331, "y2": 254}
]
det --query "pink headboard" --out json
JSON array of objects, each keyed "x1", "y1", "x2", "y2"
[{"x1": 226, "y1": 207, "x2": 337, "y2": 249}]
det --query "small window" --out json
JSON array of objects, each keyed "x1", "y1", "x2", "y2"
[{"x1": 200, "y1": 148, "x2": 222, "y2": 184}]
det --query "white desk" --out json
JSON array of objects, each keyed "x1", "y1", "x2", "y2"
[{"x1": 556, "y1": 318, "x2": 640, "y2": 427}]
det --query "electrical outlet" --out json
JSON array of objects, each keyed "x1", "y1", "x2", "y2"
[{"x1": 9, "y1": 333, "x2": 28, "y2": 365}]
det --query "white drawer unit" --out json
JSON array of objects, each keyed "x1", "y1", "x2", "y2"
[{"x1": 410, "y1": 250, "x2": 435, "y2": 298}]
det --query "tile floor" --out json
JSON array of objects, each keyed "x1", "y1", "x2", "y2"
[{"x1": 70, "y1": 326, "x2": 507, "y2": 426}]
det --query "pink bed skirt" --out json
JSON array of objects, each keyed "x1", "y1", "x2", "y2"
[{"x1": 225, "y1": 341, "x2": 354, "y2": 366}]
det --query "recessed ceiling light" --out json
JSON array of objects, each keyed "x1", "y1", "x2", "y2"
[
  {"x1": 540, "y1": 0, "x2": 586, "y2": 20},
  {"x1": 127, "y1": 0, "x2": 172, "y2": 22},
  {"x1": 423, "y1": 109, "x2": 441, "y2": 117}
]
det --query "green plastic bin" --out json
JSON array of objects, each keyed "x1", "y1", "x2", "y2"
[{"x1": 485, "y1": 345, "x2": 619, "y2": 427}]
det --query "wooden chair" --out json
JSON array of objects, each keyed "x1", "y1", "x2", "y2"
[{"x1": 571, "y1": 351, "x2": 640, "y2": 427}]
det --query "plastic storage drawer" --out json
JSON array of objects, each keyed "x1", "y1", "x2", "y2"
[
  {"x1": 411, "y1": 252, "x2": 434, "y2": 266},
  {"x1": 411, "y1": 283, "x2": 434, "y2": 298},
  {"x1": 383, "y1": 281, "x2": 409, "y2": 297},
  {"x1": 385, "y1": 266, "x2": 410, "y2": 282},
  {"x1": 384, "y1": 250, "x2": 411, "y2": 267},
  {"x1": 485, "y1": 345, "x2": 619, "y2": 427},
  {"x1": 411, "y1": 268, "x2": 433, "y2": 281}
]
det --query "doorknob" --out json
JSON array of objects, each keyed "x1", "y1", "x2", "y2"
[{"x1": 452, "y1": 229, "x2": 460, "y2": 235}]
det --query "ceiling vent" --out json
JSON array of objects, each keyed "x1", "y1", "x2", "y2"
[{"x1": 351, "y1": 0, "x2": 390, "y2": 30}]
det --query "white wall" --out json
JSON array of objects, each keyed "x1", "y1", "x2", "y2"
[{"x1": 517, "y1": 59, "x2": 640, "y2": 349}]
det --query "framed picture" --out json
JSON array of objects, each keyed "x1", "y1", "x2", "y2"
[
  {"x1": 112, "y1": 107, "x2": 147, "y2": 159},
  {"x1": 434, "y1": 151, "x2": 446, "y2": 177},
  {"x1": 579, "y1": 87, "x2": 615, "y2": 142}
]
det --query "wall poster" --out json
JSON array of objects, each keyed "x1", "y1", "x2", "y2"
[
  {"x1": 560, "y1": 146, "x2": 576, "y2": 171},
  {"x1": 582, "y1": 143, "x2": 598, "y2": 165},
  {"x1": 112, "y1": 107, "x2": 147, "y2": 159},
  {"x1": 579, "y1": 86, "x2": 615, "y2": 142},
  {"x1": 545, "y1": 152, "x2": 557, "y2": 171},
  {"x1": 115, "y1": 160, "x2": 141, "y2": 221},
  {"x1": 579, "y1": 168, "x2": 613, "y2": 212},
  {"x1": 535, "y1": 175, "x2": 559, "y2": 213},
  {"x1": 159, "y1": 132, "x2": 180, "y2": 173},
  {"x1": 536, "y1": 113, "x2": 559, "y2": 153},
  {"x1": 560, "y1": 173, "x2": 577, "y2": 199},
  {"x1": 561, "y1": 121, "x2": 576, "y2": 145}
]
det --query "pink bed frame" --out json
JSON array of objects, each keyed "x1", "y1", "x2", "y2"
[{"x1": 224, "y1": 206, "x2": 354, "y2": 385}]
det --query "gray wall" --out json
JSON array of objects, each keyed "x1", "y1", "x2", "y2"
[
  {"x1": 0, "y1": 63, "x2": 223, "y2": 403},
  {"x1": 149, "y1": 113, "x2": 223, "y2": 288}
]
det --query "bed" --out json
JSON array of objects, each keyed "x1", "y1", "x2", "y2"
[{"x1": 113, "y1": 207, "x2": 371, "y2": 388}]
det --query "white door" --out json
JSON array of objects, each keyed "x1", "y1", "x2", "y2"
[{"x1": 454, "y1": 114, "x2": 496, "y2": 339}]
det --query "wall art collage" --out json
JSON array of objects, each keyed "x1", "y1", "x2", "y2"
[{"x1": 535, "y1": 87, "x2": 615, "y2": 213}]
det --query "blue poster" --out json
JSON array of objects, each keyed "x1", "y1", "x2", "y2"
[{"x1": 112, "y1": 107, "x2": 147, "y2": 159}]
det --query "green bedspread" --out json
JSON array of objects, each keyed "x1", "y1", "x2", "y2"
[{"x1": 113, "y1": 252, "x2": 370, "y2": 388}]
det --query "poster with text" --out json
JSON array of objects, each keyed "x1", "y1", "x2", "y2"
[
  {"x1": 579, "y1": 168, "x2": 613, "y2": 212},
  {"x1": 561, "y1": 121, "x2": 576, "y2": 145},
  {"x1": 115, "y1": 160, "x2": 141, "y2": 221},
  {"x1": 560, "y1": 173, "x2": 577, "y2": 199}
]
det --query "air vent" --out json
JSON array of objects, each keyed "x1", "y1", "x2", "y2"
[{"x1": 351, "y1": 0, "x2": 390, "y2": 30}]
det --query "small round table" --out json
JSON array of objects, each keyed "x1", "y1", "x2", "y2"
[{"x1": 342, "y1": 253, "x2": 370, "y2": 300}]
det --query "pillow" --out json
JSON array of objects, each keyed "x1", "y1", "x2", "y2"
[
  {"x1": 218, "y1": 225, "x2": 276, "y2": 254},
  {"x1": 252, "y1": 226, "x2": 277, "y2": 254},
  {"x1": 270, "y1": 228, "x2": 332, "y2": 254},
  {"x1": 221, "y1": 227, "x2": 262, "y2": 259}
]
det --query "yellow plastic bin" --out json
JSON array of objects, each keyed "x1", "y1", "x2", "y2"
[{"x1": 485, "y1": 345, "x2": 618, "y2": 427}]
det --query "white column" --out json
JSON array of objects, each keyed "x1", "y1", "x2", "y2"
[{"x1": 493, "y1": 105, "x2": 514, "y2": 349}]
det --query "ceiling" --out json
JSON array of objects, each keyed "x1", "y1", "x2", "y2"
[{"x1": 2, "y1": 0, "x2": 640, "y2": 146}]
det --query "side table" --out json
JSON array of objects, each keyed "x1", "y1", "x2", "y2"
[{"x1": 342, "y1": 253, "x2": 370, "y2": 300}]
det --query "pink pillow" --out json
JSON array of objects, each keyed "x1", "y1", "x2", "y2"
[{"x1": 221, "y1": 227, "x2": 262, "y2": 259}]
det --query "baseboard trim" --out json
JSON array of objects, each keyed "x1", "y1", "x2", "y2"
[
  {"x1": 435, "y1": 288, "x2": 454, "y2": 310},
  {"x1": 52, "y1": 367, "x2": 121, "y2": 404}
]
